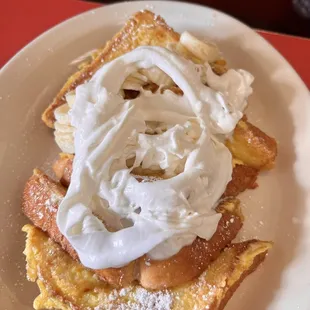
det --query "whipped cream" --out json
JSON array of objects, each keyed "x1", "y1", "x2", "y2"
[{"x1": 56, "y1": 46, "x2": 253, "y2": 269}]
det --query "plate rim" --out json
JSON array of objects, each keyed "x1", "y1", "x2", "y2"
[{"x1": 0, "y1": 1, "x2": 308, "y2": 95}]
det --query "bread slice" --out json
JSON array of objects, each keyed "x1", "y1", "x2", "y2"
[
  {"x1": 22, "y1": 169, "x2": 244, "y2": 290},
  {"x1": 226, "y1": 116, "x2": 277, "y2": 170},
  {"x1": 42, "y1": 10, "x2": 277, "y2": 172},
  {"x1": 42, "y1": 10, "x2": 180, "y2": 128},
  {"x1": 23, "y1": 223, "x2": 271, "y2": 310}
]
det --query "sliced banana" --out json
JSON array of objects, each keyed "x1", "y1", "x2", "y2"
[
  {"x1": 139, "y1": 67, "x2": 174, "y2": 88},
  {"x1": 122, "y1": 67, "x2": 174, "y2": 90},
  {"x1": 54, "y1": 130, "x2": 75, "y2": 154},
  {"x1": 180, "y1": 31, "x2": 221, "y2": 63},
  {"x1": 122, "y1": 72, "x2": 148, "y2": 90},
  {"x1": 65, "y1": 91, "x2": 76, "y2": 108},
  {"x1": 166, "y1": 42, "x2": 202, "y2": 64},
  {"x1": 54, "y1": 37, "x2": 222, "y2": 155},
  {"x1": 54, "y1": 121, "x2": 75, "y2": 133},
  {"x1": 145, "y1": 121, "x2": 168, "y2": 135},
  {"x1": 54, "y1": 103, "x2": 71, "y2": 125}
]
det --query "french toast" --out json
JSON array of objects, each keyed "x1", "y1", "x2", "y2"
[
  {"x1": 21, "y1": 9, "x2": 278, "y2": 310},
  {"x1": 22, "y1": 169, "x2": 244, "y2": 289},
  {"x1": 42, "y1": 10, "x2": 181, "y2": 128},
  {"x1": 23, "y1": 224, "x2": 272, "y2": 310},
  {"x1": 226, "y1": 116, "x2": 277, "y2": 170},
  {"x1": 42, "y1": 10, "x2": 229, "y2": 129}
]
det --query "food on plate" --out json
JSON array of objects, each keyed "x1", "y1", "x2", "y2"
[
  {"x1": 22, "y1": 10, "x2": 277, "y2": 309},
  {"x1": 23, "y1": 169, "x2": 244, "y2": 289},
  {"x1": 23, "y1": 224, "x2": 271, "y2": 310}
]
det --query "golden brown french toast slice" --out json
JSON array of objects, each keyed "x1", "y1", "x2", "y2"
[
  {"x1": 42, "y1": 10, "x2": 277, "y2": 173},
  {"x1": 23, "y1": 224, "x2": 271, "y2": 310},
  {"x1": 22, "y1": 169, "x2": 244, "y2": 290},
  {"x1": 42, "y1": 10, "x2": 180, "y2": 128},
  {"x1": 226, "y1": 117, "x2": 277, "y2": 170}
]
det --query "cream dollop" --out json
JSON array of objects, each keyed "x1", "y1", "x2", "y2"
[{"x1": 56, "y1": 46, "x2": 253, "y2": 269}]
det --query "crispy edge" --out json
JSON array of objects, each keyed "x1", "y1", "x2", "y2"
[
  {"x1": 226, "y1": 118, "x2": 277, "y2": 170},
  {"x1": 42, "y1": 10, "x2": 180, "y2": 128},
  {"x1": 215, "y1": 241, "x2": 272, "y2": 310},
  {"x1": 172, "y1": 240, "x2": 272, "y2": 310},
  {"x1": 22, "y1": 170, "x2": 136, "y2": 288},
  {"x1": 21, "y1": 169, "x2": 77, "y2": 258}
]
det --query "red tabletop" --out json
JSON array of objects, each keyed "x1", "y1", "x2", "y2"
[{"x1": 1, "y1": 0, "x2": 310, "y2": 88}]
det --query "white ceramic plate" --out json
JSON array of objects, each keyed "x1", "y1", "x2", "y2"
[{"x1": 0, "y1": 1, "x2": 310, "y2": 309}]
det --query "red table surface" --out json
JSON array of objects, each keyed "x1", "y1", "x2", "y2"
[{"x1": 1, "y1": 0, "x2": 310, "y2": 88}]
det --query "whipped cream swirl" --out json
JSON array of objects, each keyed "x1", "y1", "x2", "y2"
[{"x1": 56, "y1": 46, "x2": 253, "y2": 269}]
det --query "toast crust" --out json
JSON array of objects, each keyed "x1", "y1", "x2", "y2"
[{"x1": 226, "y1": 117, "x2": 277, "y2": 170}]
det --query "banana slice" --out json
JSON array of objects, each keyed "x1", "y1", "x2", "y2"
[
  {"x1": 54, "y1": 130, "x2": 75, "y2": 154},
  {"x1": 180, "y1": 31, "x2": 221, "y2": 63},
  {"x1": 166, "y1": 42, "x2": 202, "y2": 64},
  {"x1": 139, "y1": 67, "x2": 174, "y2": 88},
  {"x1": 54, "y1": 104, "x2": 70, "y2": 125},
  {"x1": 123, "y1": 67, "x2": 174, "y2": 90},
  {"x1": 54, "y1": 121, "x2": 75, "y2": 134},
  {"x1": 54, "y1": 100, "x2": 75, "y2": 152},
  {"x1": 122, "y1": 72, "x2": 148, "y2": 90},
  {"x1": 65, "y1": 91, "x2": 76, "y2": 108},
  {"x1": 145, "y1": 121, "x2": 168, "y2": 134}
]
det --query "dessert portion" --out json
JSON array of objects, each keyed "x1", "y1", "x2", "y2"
[
  {"x1": 23, "y1": 169, "x2": 244, "y2": 289},
  {"x1": 23, "y1": 223, "x2": 271, "y2": 310},
  {"x1": 22, "y1": 10, "x2": 277, "y2": 310}
]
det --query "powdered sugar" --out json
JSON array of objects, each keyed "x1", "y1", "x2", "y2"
[
  {"x1": 105, "y1": 287, "x2": 172, "y2": 310},
  {"x1": 108, "y1": 287, "x2": 132, "y2": 302},
  {"x1": 44, "y1": 193, "x2": 59, "y2": 213},
  {"x1": 133, "y1": 288, "x2": 172, "y2": 310}
]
